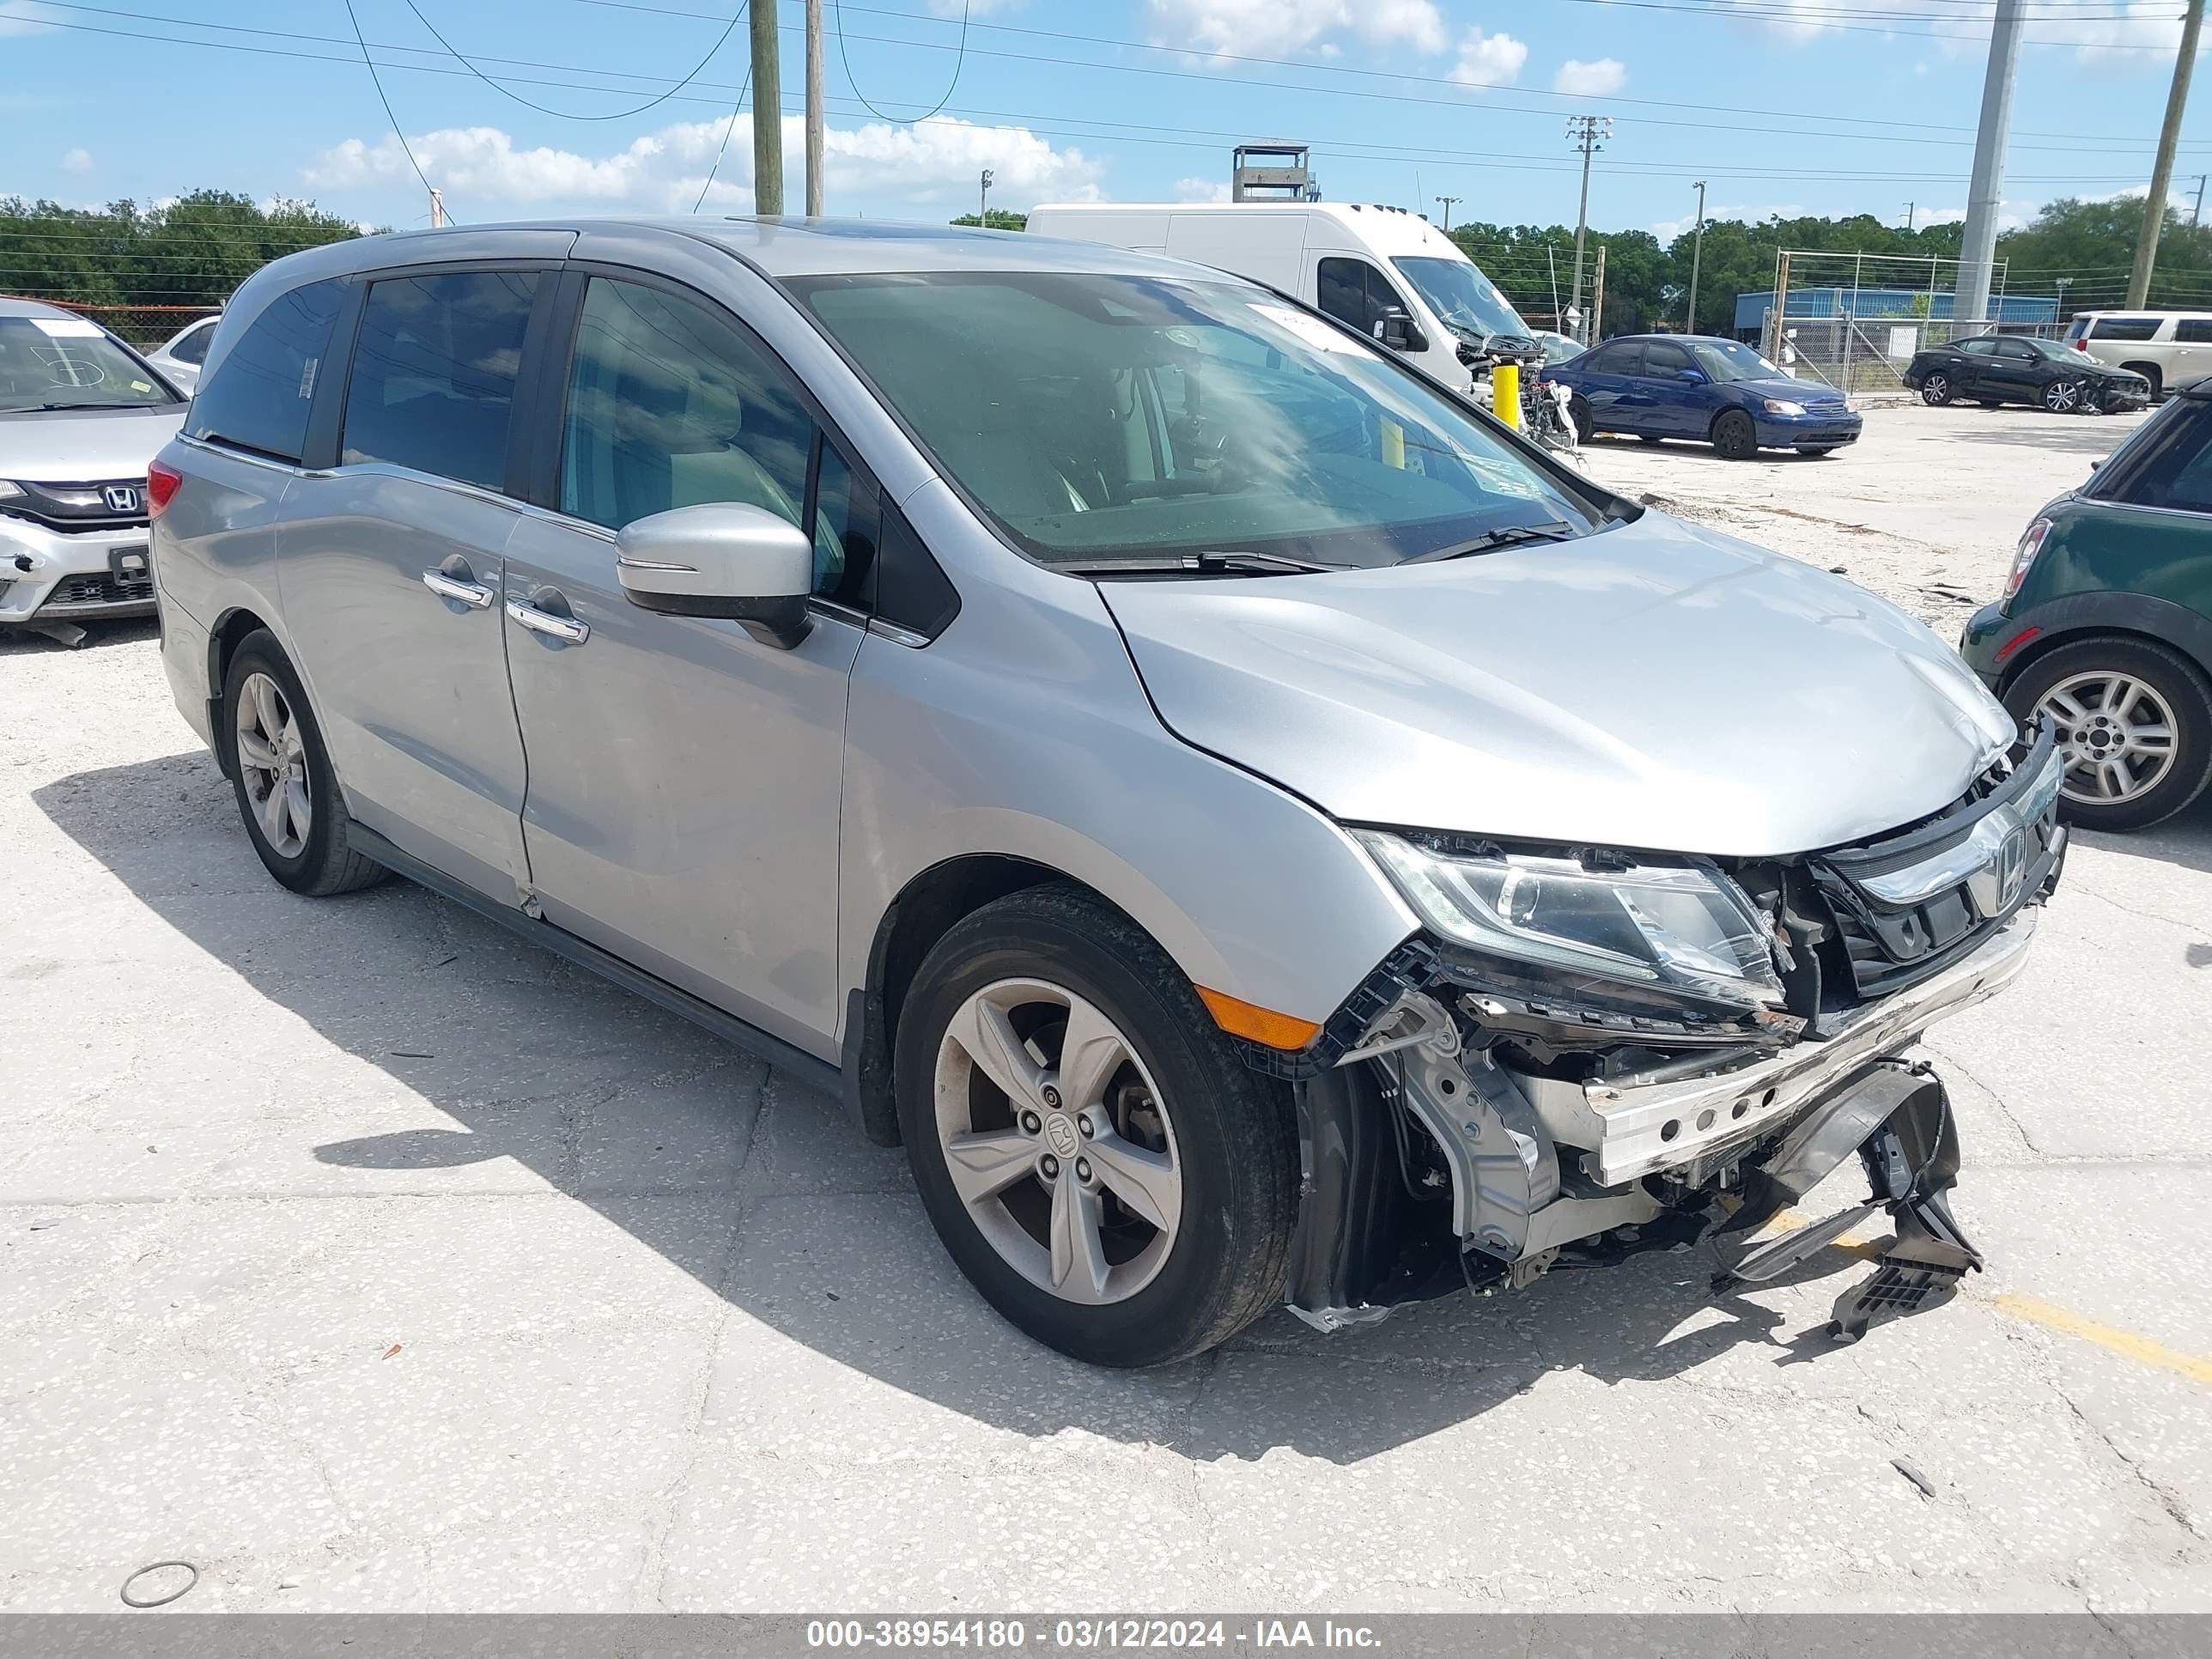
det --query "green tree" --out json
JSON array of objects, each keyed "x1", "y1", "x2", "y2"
[{"x1": 949, "y1": 209, "x2": 1028, "y2": 231}]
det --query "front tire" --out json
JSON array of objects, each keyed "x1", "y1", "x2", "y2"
[
  {"x1": 895, "y1": 884, "x2": 1299, "y2": 1367},
  {"x1": 2003, "y1": 636, "x2": 2212, "y2": 831},
  {"x1": 1568, "y1": 396, "x2": 1595, "y2": 447},
  {"x1": 1711, "y1": 409, "x2": 1759, "y2": 459},
  {"x1": 222, "y1": 630, "x2": 386, "y2": 895},
  {"x1": 2044, "y1": 379, "x2": 2084, "y2": 414}
]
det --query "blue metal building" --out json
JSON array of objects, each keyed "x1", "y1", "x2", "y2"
[{"x1": 1731, "y1": 287, "x2": 2059, "y2": 335}]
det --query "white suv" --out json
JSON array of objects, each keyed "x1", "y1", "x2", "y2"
[{"x1": 2063, "y1": 310, "x2": 2212, "y2": 400}]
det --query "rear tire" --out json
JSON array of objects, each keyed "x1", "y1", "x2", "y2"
[
  {"x1": 1711, "y1": 409, "x2": 1759, "y2": 459},
  {"x1": 2003, "y1": 636, "x2": 2212, "y2": 832},
  {"x1": 895, "y1": 884, "x2": 1299, "y2": 1367},
  {"x1": 222, "y1": 630, "x2": 386, "y2": 896},
  {"x1": 1921, "y1": 373, "x2": 1954, "y2": 406}
]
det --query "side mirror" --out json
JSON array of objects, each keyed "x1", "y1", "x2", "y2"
[
  {"x1": 617, "y1": 501, "x2": 813, "y2": 649},
  {"x1": 1374, "y1": 308, "x2": 1426, "y2": 355},
  {"x1": 1676, "y1": 368, "x2": 1706, "y2": 385}
]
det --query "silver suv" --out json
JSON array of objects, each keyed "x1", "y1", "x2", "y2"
[{"x1": 151, "y1": 222, "x2": 2064, "y2": 1365}]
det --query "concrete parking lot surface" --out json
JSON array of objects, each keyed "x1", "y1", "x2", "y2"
[{"x1": 3, "y1": 404, "x2": 2209, "y2": 1613}]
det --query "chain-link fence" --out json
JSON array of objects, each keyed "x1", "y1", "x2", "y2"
[{"x1": 1735, "y1": 250, "x2": 2066, "y2": 399}]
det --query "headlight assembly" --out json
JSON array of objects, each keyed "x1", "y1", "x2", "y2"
[
  {"x1": 1761, "y1": 398, "x2": 1807, "y2": 416},
  {"x1": 1353, "y1": 831, "x2": 1786, "y2": 1011}
]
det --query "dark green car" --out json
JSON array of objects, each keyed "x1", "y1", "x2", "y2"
[{"x1": 1960, "y1": 383, "x2": 2212, "y2": 830}]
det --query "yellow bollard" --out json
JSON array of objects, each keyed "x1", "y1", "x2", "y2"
[{"x1": 1490, "y1": 361, "x2": 1520, "y2": 429}]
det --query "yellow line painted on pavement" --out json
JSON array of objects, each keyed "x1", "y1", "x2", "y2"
[
  {"x1": 1757, "y1": 1209, "x2": 2212, "y2": 1387},
  {"x1": 1990, "y1": 1293, "x2": 2212, "y2": 1388}
]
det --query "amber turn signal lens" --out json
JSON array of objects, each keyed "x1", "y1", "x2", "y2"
[{"x1": 1196, "y1": 987, "x2": 1322, "y2": 1051}]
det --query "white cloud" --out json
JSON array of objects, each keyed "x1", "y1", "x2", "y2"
[
  {"x1": 1710, "y1": 0, "x2": 2200, "y2": 68},
  {"x1": 1143, "y1": 0, "x2": 1447, "y2": 57},
  {"x1": 0, "y1": 1, "x2": 52, "y2": 36},
  {"x1": 1174, "y1": 177, "x2": 1233, "y2": 203},
  {"x1": 1553, "y1": 58, "x2": 1626, "y2": 95},
  {"x1": 304, "y1": 116, "x2": 1103, "y2": 214},
  {"x1": 59, "y1": 147, "x2": 92, "y2": 175},
  {"x1": 1452, "y1": 27, "x2": 1527, "y2": 87}
]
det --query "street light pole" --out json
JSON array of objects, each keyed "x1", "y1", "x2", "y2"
[
  {"x1": 1685, "y1": 179, "x2": 1707, "y2": 335},
  {"x1": 1434, "y1": 195, "x2": 1461, "y2": 232},
  {"x1": 979, "y1": 167, "x2": 994, "y2": 226},
  {"x1": 1565, "y1": 115, "x2": 1611, "y2": 345}
]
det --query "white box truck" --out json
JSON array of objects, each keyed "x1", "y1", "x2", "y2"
[{"x1": 1024, "y1": 201, "x2": 1540, "y2": 400}]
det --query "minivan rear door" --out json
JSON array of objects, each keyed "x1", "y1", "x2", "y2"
[
  {"x1": 278, "y1": 248, "x2": 568, "y2": 902},
  {"x1": 496, "y1": 262, "x2": 869, "y2": 1058}
]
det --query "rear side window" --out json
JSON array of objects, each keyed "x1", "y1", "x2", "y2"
[
  {"x1": 342, "y1": 270, "x2": 538, "y2": 491},
  {"x1": 2176, "y1": 319, "x2": 2212, "y2": 343},
  {"x1": 2096, "y1": 400, "x2": 2212, "y2": 514},
  {"x1": 183, "y1": 278, "x2": 344, "y2": 462},
  {"x1": 2091, "y1": 317, "x2": 2161, "y2": 342},
  {"x1": 169, "y1": 321, "x2": 216, "y2": 366},
  {"x1": 1582, "y1": 342, "x2": 1639, "y2": 374},
  {"x1": 1643, "y1": 340, "x2": 1692, "y2": 375},
  {"x1": 1957, "y1": 338, "x2": 1996, "y2": 356}
]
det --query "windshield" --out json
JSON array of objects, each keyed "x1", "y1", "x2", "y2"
[
  {"x1": 1535, "y1": 331, "x2": 1585, "y2": 366},
  {"x1": 1390, "y1": 256, "x2": 1529, "y2": 341},
  {"x1": 0, "y1": 315, "x2": 179, "y2": 412},
  {"x1": 792, "y1": 272, "x2": 1596, "y2": 569},
  {"x1": 1684, "y1": 339, "x2": 1787, "y2": 385},
  {"x1": 2020, "y1": 337, "x2": 2075, "y2": 361}
]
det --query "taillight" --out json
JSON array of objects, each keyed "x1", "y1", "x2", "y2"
[
  {"x1": 146, "y1": 459, "x2": 182, "y2": 520},
  {"x1": 2007, "y1": 518, "x2": 2051, "y2": 599},
  {"x1": 2072, "y1": 338, "x2": 2090, "y2": 351}
]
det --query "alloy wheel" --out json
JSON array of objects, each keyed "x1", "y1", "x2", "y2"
[
  {"x1": 932, "y1": 978, "x2": 1182, "y2": 1306},
  {"x1": 234, "y1": 671, "x2": 311, "y2": 859},
  {"x1": 1922, "y1": 374, "x2": 1949, "y2": 405},
  {"x1": 2045, "y1": 380, "x2": 2081, "y2": 413},
  {"x1": 2039, "y1": 671, "x2": 2178, "y2": 805}
]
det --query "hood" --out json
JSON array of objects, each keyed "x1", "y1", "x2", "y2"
[
  {"x1": 1100, "y1": 512, "x2": 2016, "y2": 859},
  {"x1": 0, "y1": 405, "x2": 188, "y2": 482},
  {"x1": 1735, "y1": 374, "x2": 1844, "y2": 404}
]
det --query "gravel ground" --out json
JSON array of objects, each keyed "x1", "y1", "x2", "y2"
[{"x1": 3, "y1": 403, "x2": 2209, "y2": 1615}]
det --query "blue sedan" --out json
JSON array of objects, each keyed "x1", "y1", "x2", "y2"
[{"x1": 1548, "y1": 333, "x2": 1863, "y2": 459}]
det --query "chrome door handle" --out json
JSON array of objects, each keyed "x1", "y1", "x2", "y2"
[
  {"x1": 422, "y1": 568, "x2": 495, "y2": 609},
  {"x1": 504, "y1": 597, "x2": 589, "y2": 645}
]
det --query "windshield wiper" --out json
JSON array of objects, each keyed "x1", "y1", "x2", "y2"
[
  {"x1": 1063, "y1": 550, "x2": 1340, "y2": 578},
  {"x1": 10, "y1": 401, "x2": 152, "y2": 413},
  {"x1": 1399, "y1": 520, "x2": 1577, "y2": 564}
]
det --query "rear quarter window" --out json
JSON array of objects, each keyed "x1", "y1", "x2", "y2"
[
  {"x1": 2176, "y1": 319, "x2": 2212, "y2": 343},
  {"x1": 2090, "y1": 317, "x2": 2163, "y2": 343},
  {"x1": 183, "y1": 278, "x2": 346, "y2": 463}
]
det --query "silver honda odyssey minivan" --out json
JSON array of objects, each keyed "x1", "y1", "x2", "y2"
[{"x1": 150, "y1": 221, "x2": 2064, "y2": 1365}]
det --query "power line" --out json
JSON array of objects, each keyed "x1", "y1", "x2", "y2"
[
  {"x1": 21, "y1": 0, "x2": 2208, "y2": 157},
  {"x1": 832, "y1": 0, "x2": 967, "y2": 123},
  {"x1": 398, "y1": 0, "x2": 746, "y2": 120},
  {"x1": 342, "y1": 0, "x2": 453, "y2": 222},
  {"x1": 691, "y1": 58, "x2": 753, "y2": 211}
]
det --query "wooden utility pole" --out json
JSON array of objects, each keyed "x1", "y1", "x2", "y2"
[
  {"x1": 750, "y1": 0, "x2": 783, "y2": 215},
  {"x1": 428, "y1": 188, "x2": 447, "y2": 228},
  {"x1": 1591, "y1": 243, "x2": 1607, "y2": 343},
  {"x1": 2130, "y1": 0, "x2": 2208, "y2": 307},
  {"x1": 804, "y1": 0, "x2": 823, "y2": 216}
]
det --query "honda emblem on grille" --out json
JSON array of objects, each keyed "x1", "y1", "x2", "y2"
[
  {"x1": 1964, "y1": 823, "x2": 2029, "y2": 920},
  {"x1": 102, "y1": 484, "x2": 141, "y2": 514}
]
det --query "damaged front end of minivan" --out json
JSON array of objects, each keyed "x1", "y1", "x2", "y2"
[{"x1": 1276, "y1": 720, "x2": 2068, "y2": 1342}]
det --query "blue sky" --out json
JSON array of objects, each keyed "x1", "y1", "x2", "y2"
[{"x1": 5, "y1": 0, "x2": 2210, "y2": 239}]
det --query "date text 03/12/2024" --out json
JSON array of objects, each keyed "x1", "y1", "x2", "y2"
[{"x1": 805, "y1": 1620, "x2": 1384, "y2": 1650}]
